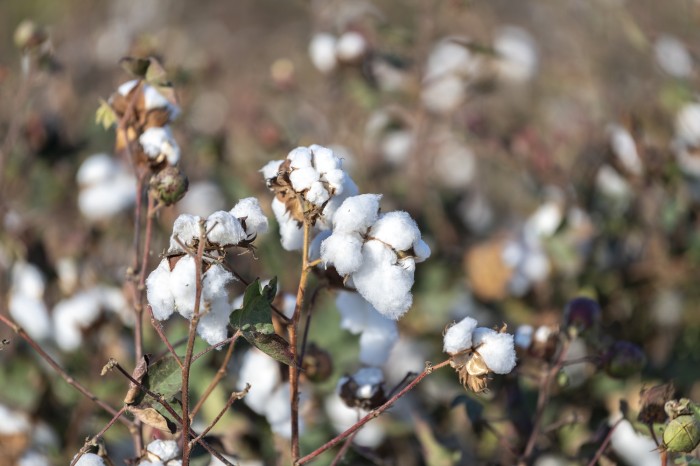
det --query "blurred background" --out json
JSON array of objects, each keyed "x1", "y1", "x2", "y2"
[{"x1": 2, "y1": 0, "x2": 700, "y2": 465}]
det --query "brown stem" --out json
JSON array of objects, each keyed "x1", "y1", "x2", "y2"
[
  {"x1": 329, "y1": 431, "x2": 358, "y2": 466},
  {"x1": 0, "y1": 314, "x2": 133, "y2": 428},
  {"x1": 69, "y1": 406, "x2": 127, "y2": 466},
  {"x1": 148, "y1": 306, "x2": 184, "y2": 369},
  {"x1": 290, "y1": 217, "x2": 313, "y2": 461},
  {"x1": 190, "y1": 385, "x2": 250, "y2": 447},
  {"x1": 190, "y1": 331, "x2": 241, "y2": 419},
  {"x1": 181, "y1": 221, "x2": 207, "y2": 465},
  {"x1": 191, "y1": 330, "x2": 240, "y2": 364},
  {"x1": 520, "y1": 335, "x2": 573, "y2": 464},
  {"x1": 586, "y1": 417, "x2": 624, "y2": 466},
  {"x1": 295, "y1": 359, "x2": 451, "y2": 465}
]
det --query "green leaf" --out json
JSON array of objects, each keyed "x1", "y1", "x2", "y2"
[
  {"x1": 146, "y1": 355, "x2": 183, "y2": 400},
  {"x1": 233, "y1": 278, "x2": 295, "y2": 366},
  {"x1": 95, "y1": 99, "x2": 117, "y2": 130},
  {"x1": 414, "y1": 415, "x2": 461, "y2": 466},
  {"x1": 119, "y1": 56, "x2": 150, "y2": 78},
  {"x1": 145, "y1": 57, "x2": 172, "y2": 86}
]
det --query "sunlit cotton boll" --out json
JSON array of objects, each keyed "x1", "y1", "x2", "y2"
[
  {"x1": 9, "y1": 262, "x2": 51, "y2": 340},
  {"x1": 77, "y1": 153, "x2": 136, "y2": 221},
  {"x1": 324, "y1": 395, "x2": 385, "y2": 447},
  {"x1": 230, "y1": 197, "x2": 269, "y2": 238},
  {"x1": 177, "y1": 181, "x2": 226, "y2": 218},
  {"x1": 443, "y1": 317, "x2": 478, "y2": 354},
  {"x1": 493, "y1": 26, "x2": 538, "y2": 83},
  {"x1": 654, "y1": 34, "x2": 693, "y2": 79},
  {"x1": 471, "y1": 327, "x2": 516, "y2": 374},
  {"x1": 309, "y1": 33, "x2": 338, "y2": 74},
  {"x1": 139, "y1": 126, "x2": 180, "y2": 166},
  {"x1": 609, "y1": 417, "x2": 660, "y2": 466}
]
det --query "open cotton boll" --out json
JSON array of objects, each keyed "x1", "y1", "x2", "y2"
[
  {"x1": 272, "y1": 198, "x2": 304, "y2": 251},
  {"x1": 321, "y1": 232, "x2": 364, "y2": 276},
  {"x1": 336, "y1": 31, "x2": 367, "y2": 62},
  {"x1": 369, "y1": 211, "x2": 421, "y2": 252},
  {"x1": 352, "y1": 241, "x2": 414, "y2": 319},
  {"x1": 332, "y1": 194, "x2": 381, "y2": 234},
  {"x1": 324, "y1": 396, "x2": 385, "y2": 448},
  {"x1": 78, "y1": 169, "x2": 136, "y2": 222},
  {"x1": 443, "y1": 317, "x2": 478, "y2": 354},
  {"x1": 359, "y1": 325, "x2": 398, "y2": 366},
  {"x1": 472, "y1": 327, "x2": 516, "y2": 374},
  {"x1": 169, "y1": 256, "x2": 198, "y2": 319},
  {"x1": 676, "y1": 103, "x2": 700, "y2": 147},
  {"x1": 206, "y1": 211, "x2": 246, "y2": 247},
  {"x1": 321, "y1": 169, "x2": 346, "y2": 194},
  {"x1": 260, "y1": 160, "x2": 283, "y2": 181},
  {"x1": 77, "y1": 153, "x2": 117, "y2": 187},
  {"x1": 608, "y1": 125, "x2": 643, "y2": 176},
  {"x1": 73, "y1": 453, "x2": 106, "y2": 466},
  {"x1": 309, "y1": 230, "x2": 331, "y2": 261},
  {"x1": 413, "y1": 239, "x2": 431, "y2": 262},
  {"x1": 609, "y1": 417, "x2": 660, "y2": 466},
  {"x1": 230, "y1": 197, "x2": 268, "y2": 237},
  {"x1": 53, "y1": 291, "x2": 103, "y2": 351},
  {"x1": 143, "y1": 85, "x2": 179, "y2": 119},
  {"x1": 139, "y1": 126, "x2": 180, "y2": 165},
  {"x1": 146, "y1": 259, "x2": 176, "y2": 321},
  {"x1": 318, "y1": 175, "x2": 359, "y2": 230},
  {"x1": 309, "y1": 33, "x2": 338, "y2": 74},
  {"x1": 288, "y1": 146, "x2": 313, "y2": 169},
  {"x1": 351, "y1": 367, "x2": 385, "y2": 399},
  {"x1": 310, "y1": 144, "x2": 341, "y2": 173},
  {"x1": 196, "y1": 296, "x2": 233, "y2": 345},
  {"x1": 237, "y1": 348, "x2": 281, "y2": 414},
  {"x1": 421, "y1": 74, "x2": 466, "y2": 114},
  {"x1": 425, "y1": 38, "x2": 476, "y2": 82},
  {"x1": 289, "y1": 166, "x2": 319, "y2": 192},
  {"x1": 654, "y1": 35, "x2": 693, "y2": 79},
  {"x1": 493, "y1": 26, "x2": 538, "y2": 83},
  {"x1": 169, "y1": 214, "x2": 201, "y2": 252},
  {"x1": 146, "y1": 439, "x2": 180, "y2": 462},
  {"x1": 336, "y1": 291, "x2": 375, "y2": 334},
  {"x1": 305, "y1": 181, "x2": 330, "y2": 206},
  {"x1": 264, "y1": 383, "x2": 294, "y2": 438},
  {"x1": 9, "y1": 294, "x2": 51, "y2": 341}
]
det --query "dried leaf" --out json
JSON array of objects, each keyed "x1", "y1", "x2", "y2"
[
  {"x1": 129, "y1": 405, "x2": 177, "y2": 434},
  {"x1": 119, "y1": 56, "x2": 150, "y2": 78},
  {"x1": 124, "y1": 355, "x2": 150, "y2": 405}
]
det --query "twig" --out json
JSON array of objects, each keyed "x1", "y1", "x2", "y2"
[
  {"x1": 148, "y1": 305, "x2": 184, "y2": 368},
  {"x1": 295, "y1": 359, "x2": 451, "y2": 465},
  {"x1": 69, "y1": 406, "x2": 127, "y2": 466},
  {"x1": 329, "y1": 431, "x2": 358, "y2": 466},
  {"x1": 190, "y1": 330, "x2": 241, "y2": 419},
  {"x1": 190, "y1": 385, "x2": 250, "y2": 447},
  {"x1": 191, "y1": 330, "x2": 240, "y2": 364},
  {"x1": 586, "y1": 417, "x2": 624, "y2": 466}
]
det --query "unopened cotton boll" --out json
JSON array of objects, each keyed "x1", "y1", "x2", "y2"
[
  {"x1": 309, "y1": 33, "x2": 338, "y2": 74},
  {"x1": 676, "y1": 103, "x2": 700, "y2": 147},
  {"x1": 230, "y1": 197, "x2": 268, "y2": 237},
  {"x1": 609, "y1": 417, "x2": 660, "y2": 466},
  {"x1": 443, "y1": 317, "x2": 478, "y2": 354},
  {"x1": 493, "y1": 26, "x2": 538, "y2": 83},
  {"x1": 654, "y1": 35, "x2": 693, "y2": 79},
  {"x1": 73, "y1": 453, "x2": 106, "y2": 466},
  {"x1": 472, "y1": 327, "x2": 516, "y2": 374},
  {"x1": 139, "y1": 126, "x2": 180, "y2": 165}
]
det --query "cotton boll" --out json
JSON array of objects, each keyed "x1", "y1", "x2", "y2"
[
  {"x1": 310, "y1": 144, "x2": 341, "y2": 172},
  {"x1": 654, "y1": 35, "x2": 693, "y2": 79},
  {"x1": 332, "y1": 194, "x2": 382, "y2": 233},
  {"x1": 321, "y1": 168, "x2": 346, "y2": 193},
  {"x1": 352, "y1": 241, "x2": 414, "y2": 319},
  {"x1": 443, "y1": 317, "x2": 478, "y2": 354},
  {"x1": 53, "y1": 291, "x2": 103, "y2": 351},
  {"x1": 146, "y1": 439, "x2": 180, "y2": 461},
  {"x1": 178, "y1": 181, "x2": 225, "y2": 218},
  {"x1": 288, "y1": 146, "x2": 313, "y2": 169},
  {"x1": 238, "y1": 349, "x2": 281, "y2": 414},
  {"x1": 351, "y1": 367, "x2": 384, "y2": 399},
  {"x1": 206, "y1": 211, "x2": 246, "y2": 247},
  {"x1": 359, "y1": 325, "x2": 398, "y2": 366},
  {"x1": 425, "y1": 39, "x2": 477, "y2": 81},
  {"x1": 494, "y1": 26, "x2": 538, "y2": 83},
  {"x1": 230, "y1": 197, "x2": 268, "y2": 237},
  {"x1": 169, "y1": 214, "x2": 201, "y2": 252},
  {"x1": 73, "y1": 453, "x2": 106, "y2": 466},
  {"x1": 260, "y1": 160, "x2": 283, "y2": 181},
  {"x1": 472, "y1": 328, "x2": 516, "y2": 374},
  {"x1": 321, "y1": 232, "x2": 364, "y2": 276},
  {"x1": 117, "y1": 79, "x2": 139, "y2": 96},
  {"x1": 9, "y1": 294, "x2": 51, "y2": 341},
  {"x1": 609, "y1": 417, "x2": 660, "y2": 466},
  {"x1": 139, "y1": 126, "x2": 180, "y2": 165},
  {"x1": 0, "y1": 404, "x2": 31, "y2": 434},
  {"x1": 18, "y1": 451, "x2": 50, "y2": 466},
  {"x1": 289, "y1": 166, "x2": 319, "y2": 192},
  {"x1": 608, "y1": 125, "x2": 644, "y2": 176},
  {"x1": 324, "y1": 396, "x2": 385, "y2": 447},
  {"x1": 264, "y1": 383, "x2": 293, "y2": 438},
  {"x1": 78, "y1": 167, "x2": 136, "y2": 221},
  {"x1": 673, "y1": 144, "x2": 700, "y2": 177},
  {"x1": 433, "y1": 141, "x2": 476, "y2": 189},
  {"x1": 309, "y1": 33, "x2": 338, "y2": 74},
  {"x1": 143, "y1": 85, "x2": 179, "y2": 118},
  {"x1": 309, "y1": 230, "x2": 331, "y2": 261},
  {"x1": 170, "y1": 256, "x2": 198, "y2": 319},
  {"x1": 147, "y1": 260, "x2": 176, "y2": 320},
  {"x1": 413, "y1": 240, "x2": 431, "y2": 263},
  {"x1": 77, "y1": 153, "x2": 116, "y2": 187},
  {"x1": 369, "y1": 211, "x2": 421, "y2": 252},
  {"x1": 595, "y1": 165, "x2": 631, "y2": 200},
  {"x1": 319, "y1": 175, "x2": 359, "y2": 230},
  {"x1": 336, "y1": 291, "x2": 374, "y2": 334},
  {"x1": 196, "y1": 296, "x2": 231, "y2": 345},
  {"x1": 676, "y1": 103, "x2": 700, "y2": 147},
  {"x1": 279, "y1": 216, "x2": 304, "y2": 251},
  {"x1": 421, "y1": 74, "x2": 466, "y2": 114},
  {"x1": 336, "y1": 31, "x2": 367, "y2": 63},
  {"x1": 515, "y1": 325, "x2": 534, "y2": 349},
  {"x1": 525, "y1": 200, "x2": 563, "y2": 238},
  {"x1": 305, "y1": 181, "x2": 330, "y2": 206}
]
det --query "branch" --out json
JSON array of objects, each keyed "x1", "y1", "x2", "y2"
[{"x1": 69, "y1": 406, "x2": 127, "y2": 466}]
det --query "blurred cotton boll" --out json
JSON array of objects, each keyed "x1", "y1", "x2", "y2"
[
  {"x1": 493, "y1": 26, "x2": 538, "y2": 83},
  {"x1": 609, "y1": 417, "x2": 660, "y2": 466},
  {"x1": 76, "y1": 153, "x2": 136, "y2": 222},
  {"x1": 432, "y1": 136, "x2": 476, "y2": 189},
  {"x1": 424, "y1": 38, "x2": 479, "y2": 82},
  {"x1": 608, "y1": 124, "x2": 644, "y2": 176},
  {"x1": 324, "y1": 395, "x2": 386, "y2": 447},
  {"x1": 654, "y1": 34, "x2": 693, "y2": 79},
  {"x1": 365, "y1": 109, "x2": 415, "y2": 165},
  {"x1": 335, "y1": 31, "x2": 368, "y2": 64},
  {"x1": 9, "y1": 262, "x2": 51, "y2": 341},
  {"x1": 595, "y1": 164, "x2": 631, "y2": 201},
  {"x1": 177, "y1": 181, "x2": 226, "y2": 218},
  {"x1": 421, "y1": 74, "x2": 466, "y2": 114},
  {"x1": 309, "y1": 33, "x2": 338, "y2": 74},
  {"x1": 675, "y1": 102, "x2": 700, "y2": 148}
]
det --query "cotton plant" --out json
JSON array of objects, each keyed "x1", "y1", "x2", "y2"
[
  {"x1": 443, "y1": 317, "x2": 517, "y2": 392},
  {"x1": 146, "y1": 197, "x2": 268, "y2": 345},
  {"x1": 320, "y1": 194, "x2": 431, "y2": 319}
]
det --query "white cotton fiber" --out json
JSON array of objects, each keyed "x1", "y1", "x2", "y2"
[
  {"x1": 264, "y1": 383, "x2": 292, "y2": 438},
  {"x1": 230, "y1": 197, "x2": 268, "y2": 237},
  {"x1": 77, "y1": 154, "x2": 117, "y2": 187},
  {"x1": 311, "y1": 145, "x2": 340, "y2": 172},
  {"x1": 78, "y1": 175, "x2": 136, "y2": 222},
  {"x1": 196, "y1": 295, "x2": 233, "y2": 346},
  {"x1": 609, "y1": 417, "x2": 660, "y2": 466},
  {"x1": 305, "y1": 181, "x2": 330, "y2": 206},
  {"x1": 170, "y1": 256, "x2": 197, "y2": 319},
  {"x1": 352, "y1": 241, "x2": 413, "y2": 319},
  {"x1": 320, "y1": 232, "x2": 364, "y2": 276},
  {"x1": 332, "y1": 194, "x2": 381, "y2": 233},
  {"x1": 139, "y1": 126, "x2": 180, "y2": 165},
  {"x1": 117, "y1": 79, "x2": 138, "y2": 96},
  {"x1": 336, "y1": 291, "x2": 372, "y2": 334},
  {"x1": 318, "y1": 175, "x2": 359, "y2": 230},
  {"x1": 676, "y1": 103, "x2": 700, "y2": 147},
  {"x1": 352, "y1": 367, "x2": 384, "y2": 399},
  {"x1": 359, "y1": 325, "x2": 398, "y2": 366},
  {"x1": 514, "y1": 324, "x2": 534, "y2": 349},
  {"x1": 142, "y1": 85, "x2": 171, "y2": 112},
  {"x1": 288, "y1": 146, "x2": 313, "y2": 169},
  {"x1": 369, "y1": 211, "x2": 421, "y2": 252},
  {"x1": 324, "y1": 395, "x2": 385, "y2": 447},
  {"x1": 146, "y1": 439, "x2": 180, "y2": 461},
  {"x1": 0, "y1": 404, "x2": 31, "y2": 434},
  {"x1": 206, "y1": 211, "x2": 246, "y2": 247},
  {"x1": 53, "y1": 291, "x2": 102, "y2": 351},
  {"x1": 73, "y1": 453, "x2": 106, "y2": 466},
  {"x1": 309, "y1": 230, "x2": 331, "y2": 261},
  {"x1": 413, "y1": 239, "x2": 431, "y2": 262},
  {"x1": 443, "y1": 317, "x2": 478, "y2": 354},
  {"x1": 238, "y1": 348, "x2": 280, "y2": 414},
  {"x1": 146, "y1": 259, "x2": 176, "y2": 321},
  {"x1": 309, "y1": 33, "x2": 338, "y2": 74},
  {"x1": 260, "y1": 160, "x2": 283, "y2": 181},
  {"x1": 321, "y1": 168, "x2": 346, "y2": 193},
  {"x1": 472, "y1": 327, "x2": 516, "y2": 374},
  {"x1": 289, "y1": 166, "x2": 319, "y2": 192},
  {"x1": 9, "y1": 293, "x2": 51, "y2": 341},
  {"x1": 272, "y1": 198, "x2": 304, "y2": 251},
  {"x1": 169, "y1": 214, "x2": 201, "y2": 252}
]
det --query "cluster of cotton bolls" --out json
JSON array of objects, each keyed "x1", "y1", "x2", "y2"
[
  {"x1": 308, "y1": 30, "x2": 369, "y2": 74},
  {"x1": 261, "y1": 144, "x2": 358, "y2": 250},
  {"x1": 76, "y1": 153, "x2": 136, "y2": 221},
  {"x1": 114, "y1": 79, "x2": 181, "y2": 167},
  {"x1": 236, "y1": 348, "x2": 306, "y2": 438},
  {"x1": 146, "y1": 198, "x2": 268, "y2": 346},
  {"x1": 320, "y1": 194, "x2": 431, "y2": 319},
  {"x1": 0, "y1": 404, "x2": 57, "y2": 466},
  {"x1": 443, "y1": 316, "x2": 516, "y2": 392}
]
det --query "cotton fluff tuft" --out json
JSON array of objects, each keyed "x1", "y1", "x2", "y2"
[
  {"x1": 369, "y1": 211, "x2": 422, "y2": 252},
  {"x1": 332, "y1": 194, "x2": 381, "y2": 233},
  {"x1": 0, "y1": 404, "x2": 31, "y2": 434},
  {"x1": 206, "y1": 211, "x2": 246, "y2": 247},
  {"x1": 272, "y1": 197, "x2": 304, "y2": 251},
  {"x1": 139, "y1": 126, "x2": 180, "y2": 165},
  {"x1": 260, "y1": 160, "x2": 283, "y2": 181},
  {"x1": 77, "y1": 154, "x2": 136, "y2": 221},
  {"x1": 168, "y1": 214, "x2": 201, "y2": 252},
  {"x1": 264, "y1": 383, "x2": 295, "y2": 438},
  {"x1": 9, "y1": 262, "x2": 50, "y2": 341},
  {"x1": 609, "y1": 417, "x2": 660, "y2": 466},
  {"x1": 72, "y1": 454, "x2": 106, "y2": 466},
  {"x1": 146, "y1": 439, "x2": 180, "y2": 462},
  {"x1": 443, "y1": 317, "x2": 478, "y2": 354},
  {"x1": 237, "y1": 348, "x2": 281, "y2": 414},
  {"x1": 320, "y1": 233, "x2": 364, "y2": 276},
  {"x1": 472, "y1": 327, "x2": 516, "y2": 374},
  {"x1": 230, "y1": 197, "x2": 268, "y2": 238}
]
